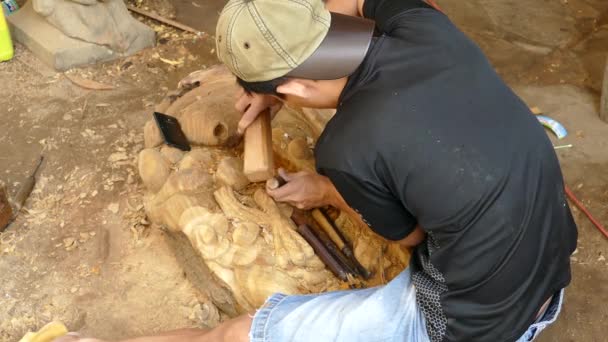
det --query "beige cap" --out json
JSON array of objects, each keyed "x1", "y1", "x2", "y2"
[{"x1": 216, "y1": 0, "x2": 375, "y2": 82}]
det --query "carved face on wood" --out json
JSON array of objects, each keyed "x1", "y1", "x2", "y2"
[
  {"x1": 139, "y1": 66, "x2": 338, "y2": 311},
  {"x1": 138, "y1": 66, "x2": 410, "y2": 313}
]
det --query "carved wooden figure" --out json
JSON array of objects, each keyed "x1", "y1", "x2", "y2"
[{"x1": 138, "y1": 66, "x2": 411, "y2": 316}]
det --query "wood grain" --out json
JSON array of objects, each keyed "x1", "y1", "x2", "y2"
[{"x1": 243, "y1": 110, "x2": 274, "y2": 182}]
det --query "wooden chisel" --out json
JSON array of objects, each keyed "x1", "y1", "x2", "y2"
[
  {"x1": 268, "y1": 176, "x2": 364, "y2": 280},
  {"x1": 312, "y1": 208, "x2": 372, "y2": 279},
  {"x1": 291, "y1": 207, "x2": 359, "y2": 278}
]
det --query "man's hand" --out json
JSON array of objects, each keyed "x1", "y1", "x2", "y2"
[
  {"x1": 235, "y1": 88, "x2": 283, "y2": 134},
  {"x1": 267, "y1": 169, "x2": 337, "y2": 210}
]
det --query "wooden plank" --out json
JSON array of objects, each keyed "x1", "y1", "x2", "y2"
[
  {"x1": 243, "y1": 110, "x2": 274, "y2": 182},
  {"x1": 0, "y1": 185, "x2": 13, "y2": 232},
  {"x1": 601, "y1": 57, "x2": 608, "y2": 123}
]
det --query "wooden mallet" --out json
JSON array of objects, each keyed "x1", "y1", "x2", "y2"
[{"x1": 243, "y1": 109, "x2": 275, "y2": 182}]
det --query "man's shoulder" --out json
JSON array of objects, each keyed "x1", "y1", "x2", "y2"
[{"x1": 315, "y1": 102, "x2": 380, "y2": 172}]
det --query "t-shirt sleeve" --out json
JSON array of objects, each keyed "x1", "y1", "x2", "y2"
[
  {"x1": 363, "y1": 0, "x2": 435, "y2": 34},
  {"x1": 320, "y1": 168, "x2": 417, "y2": 241}
]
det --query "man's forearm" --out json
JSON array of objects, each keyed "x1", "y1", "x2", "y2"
[{"x1": 397, "y1": 226, "x2": 426, "y2": 247}]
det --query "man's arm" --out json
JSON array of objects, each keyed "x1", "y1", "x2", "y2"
[
  {"x1": 267, "y1": 169, "x2": 426, "y2": 247},
  {"x1": 326, "y1": 177, "x2": 426, "y2": 247},
  {"x1": 53, "y1": 316, "x2": 254, "y2": 342}
]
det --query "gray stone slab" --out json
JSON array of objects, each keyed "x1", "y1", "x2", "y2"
[{"x1": 7, "y1": 2, "x2": 153, "y2": 71}]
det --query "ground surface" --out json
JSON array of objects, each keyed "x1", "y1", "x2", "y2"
[{"x1": 0, "y1": 0, "x2": 607, "y2": 341}]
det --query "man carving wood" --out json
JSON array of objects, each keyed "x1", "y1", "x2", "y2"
[{"x1": 58, "y1": 0, "x2": 577, "y2": 341}]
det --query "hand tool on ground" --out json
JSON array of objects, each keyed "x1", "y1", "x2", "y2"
[
  {"x1": 312, "y1": 208, "x2": 372, "y2": 279},
  {"x1": 243, "y1": 109, "x2": 275, "y2": 182},
  {"x1": 14, "y1": 156, "x2": 44, "y2": 212}
]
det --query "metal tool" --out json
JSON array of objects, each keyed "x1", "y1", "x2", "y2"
[
  {"x1": 292, "y1": 212, "x2": 350, "y2": 281},
  {"x1": 266, "y1": 174, "x2": 287, "y2": 190},
  {"x1": 269, "y1": 174, "x2": 371, "y2": 280},
  {"x1": 296, "y1": 224, "x2": 349, "y2": 281},
  {"x1": 312, "y1": 208, "x2": 372, "y2": 279}
]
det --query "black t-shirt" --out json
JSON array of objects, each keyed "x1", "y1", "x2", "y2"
[{"x1": 315, "y1": 1, "x2": 578, "y2": 341}]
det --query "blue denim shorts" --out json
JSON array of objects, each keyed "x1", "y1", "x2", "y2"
[
  {"x1": 515, "y1": 289, "x2": 565, "y2": 342},
  {"x1": 249, "y1": 268, "x2": 564, "y2": 342}
]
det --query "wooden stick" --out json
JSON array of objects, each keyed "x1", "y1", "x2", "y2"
[
  {"x1": 243, "y1": 110, "x2": 274, "y2": 182},
  {"x1": 312, "y1": 208, "x2": 346, "y2": 250},
  {"x1": 127, "y1": 5, "x2": 203, "y2": 35},
  {"x1": 296, "y1": 223, "x2": 349, "y2": 281},
  {"x1": 312, "y1": 208, "x2": 372, "y2": 279}
]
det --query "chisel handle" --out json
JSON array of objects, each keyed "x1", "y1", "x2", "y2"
[
  {"x1": 312, "y1": 208, "x2": 347, "y2": 250},
  {"x1": 296, "y1": 223, "x2": 349, "y2": 281}
]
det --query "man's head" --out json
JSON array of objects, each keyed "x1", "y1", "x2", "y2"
[{"x1": 215, "y1": 0, "x2": 374, "y2": 107}]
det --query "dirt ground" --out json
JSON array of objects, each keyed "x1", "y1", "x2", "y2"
[{"x1": 0, "y1": 0, "x2": 607, "y2": 341}]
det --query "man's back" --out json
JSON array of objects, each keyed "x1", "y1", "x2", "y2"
[{"x1": 316, "y1": 2, "x2": 578, "y2": 341}]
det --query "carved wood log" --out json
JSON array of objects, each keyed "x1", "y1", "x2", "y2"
[
  {"x1": 138, "y1": 149, "x2": 171, "y2": 193},
  {"x1": 215, "y1": 157, "x2": 250, "y2": 191},
  {"x1": 164, "y1": 230, "x2": 241, "y2": 317}
]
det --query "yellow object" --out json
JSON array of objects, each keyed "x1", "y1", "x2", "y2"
[
  {"x1": 19, "y1": 321, "x2": 69, "y2": 342},
  {"x1": 0, "y1": 13, "x2": 14, "y2": 62}
]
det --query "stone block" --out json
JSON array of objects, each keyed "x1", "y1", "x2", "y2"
[{"x1": 7, "y1": 2, "x2": 154, "y2": 71}]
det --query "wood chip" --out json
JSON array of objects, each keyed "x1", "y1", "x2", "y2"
[
  {"x1": 108, "y1": 203, "x2": 119, "y2": 214},
  {"x1": 63, "y1": 237, "x2": 75, "y2": 248},
  {"x1": 160, "y1": 57, "x2": 184, "y2": 66},
  {"x1": 108, "y1": 152, "x2": 129, "y2": 163}
]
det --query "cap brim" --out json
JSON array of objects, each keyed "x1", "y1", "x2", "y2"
[{"x1": 287, "y1": 12, "x2": 375, "y2": 80}]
